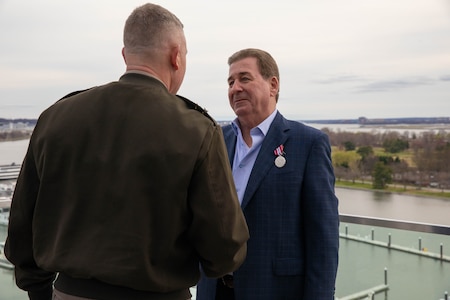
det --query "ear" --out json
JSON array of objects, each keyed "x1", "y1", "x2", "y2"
[
  {"x1": 121, "y1": 47, "x2": 127, "y2": 63},
  {"x1": 170, "y1": 45, "x2": 180, "y2": 70},
  {"x1": 269, "y1": 76, "x2": 279, "y2": 97}
]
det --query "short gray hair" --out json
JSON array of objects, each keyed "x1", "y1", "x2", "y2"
[{"x1": 123, "y1": 3, "x2": 183, "y2": 54}]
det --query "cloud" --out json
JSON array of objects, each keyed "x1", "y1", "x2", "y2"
[
  {"x1": 355, "y1": 77, "x2": 436, "y2": 93},
  {"x1": 313, "y1": 74, "x2": 369, "y2": 85},
  {"x1": 313, "y1": 73, "x2": 449, "y2": 94},
  {"x1": 1, "y1": 0, "x2": 449, "y2": 119}
]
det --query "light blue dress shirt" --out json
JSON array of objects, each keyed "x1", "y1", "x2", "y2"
[{"x1": 231, "y1": 110, "x2": 278, "y2": 205}]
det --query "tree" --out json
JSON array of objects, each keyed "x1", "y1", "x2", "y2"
[
  {"x1": 391, "y1": 159, "x2": 409, "y2": 190},
  {"x1": 356, "y1": 146, "x2": 374, "y2": 159},
  {"x1": 356, "y1": 146, "x2": 375, "y2": 183},
  {"x1": 383, "y1": 138, "x2": 409, "y2": 153},
  {"x1": 343, "y1": 141, "x2": 356, "y2": 151},
  {"x1": 326, "y1": 128, "x2": 450, "y2": 190},
  {"x1": 372, "y1": 161, "x2": 392, "y2": 189},
  {"x1": 332, "y1": 151, "x2": 359, "y2": 182}
]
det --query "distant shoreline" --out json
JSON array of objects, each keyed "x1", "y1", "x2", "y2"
[
  {"x1": 2, "y1": 116, "x2": 450, "y2": 126},
  {"x1": 336, "y1": 181, "x2": 450, "y2": 200}
]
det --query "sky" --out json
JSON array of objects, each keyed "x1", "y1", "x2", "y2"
[{"x1": 0, "y1": 0, "x2": 449, "y2": 121}]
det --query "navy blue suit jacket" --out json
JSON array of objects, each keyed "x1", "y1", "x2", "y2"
[{"x1": 197, "y1": 112, "x2": 339, "y2": 299}]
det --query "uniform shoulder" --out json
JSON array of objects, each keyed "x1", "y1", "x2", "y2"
[
  {"x1": 176, "y1": 95, "x2": 217, "y2": 125},
  {"x1": 56, "y1": 87, "x2": 96, "y2": 103},
  {"x1": 60, "y1": 88, "x2": 96, "y2": 100}
]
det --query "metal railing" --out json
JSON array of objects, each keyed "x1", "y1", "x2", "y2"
[
  {"x1": 339, "y1": 213, "x2": 450, "y2": 299},
  {"x1": 340, "y1": 214, "x2": 450, "y2": 236}
]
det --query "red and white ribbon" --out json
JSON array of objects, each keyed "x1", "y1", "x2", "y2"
[{"x1": 274, "y1": 145, "x2": 284, "y2": 156}]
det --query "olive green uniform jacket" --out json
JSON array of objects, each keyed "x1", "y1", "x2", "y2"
[{"x1": 5, "y1": 73, "x2": 249, "y2": 300}]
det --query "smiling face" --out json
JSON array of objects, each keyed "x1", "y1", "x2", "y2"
[{"x1": 227, "y1": 57, "x2": 279, "y2": 127}]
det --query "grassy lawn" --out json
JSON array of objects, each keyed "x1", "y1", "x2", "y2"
[{"x1": 333, "y1": 146, "x2": 416, "y2": 167}]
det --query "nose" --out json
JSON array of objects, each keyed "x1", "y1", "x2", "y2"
[{"x1": 229, "y1": 81, "x2": 243, "y2": 93}]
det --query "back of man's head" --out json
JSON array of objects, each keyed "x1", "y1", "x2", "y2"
[{"x1": 123, "y1": 3, "x2": 184, "y2": 56}]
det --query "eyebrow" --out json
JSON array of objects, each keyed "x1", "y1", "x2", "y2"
[{"x1": 227, "y1": 71, "x2": 252, "y2": 83}]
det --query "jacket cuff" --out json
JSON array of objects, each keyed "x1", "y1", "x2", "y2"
[{"x1": 27, "y1": 285, "x2": 53, "y2": 300}]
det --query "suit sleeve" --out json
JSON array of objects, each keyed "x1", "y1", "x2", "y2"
[
  {"x1": 187, "y1": 124, "x2": 249, "y2": 277},
  {"x1": 302, "y1": 132, "x2": 339, "y2": 299}
]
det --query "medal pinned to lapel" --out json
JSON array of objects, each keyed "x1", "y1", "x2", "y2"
[{"x1": 273, "y1": 144, "x2": 286, "y2": 168}]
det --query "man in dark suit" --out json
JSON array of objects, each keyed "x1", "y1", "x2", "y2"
[
  {"x1": 197, "y1": 48, "x2": 339, "y2": 299},
  {"x1": 5, "y1": 4, "x2": 249, "y2": 300}
]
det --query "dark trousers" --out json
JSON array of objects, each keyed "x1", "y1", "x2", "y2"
[{"x1": 215, "y1": 278, "x2": 235, "y2": 300}]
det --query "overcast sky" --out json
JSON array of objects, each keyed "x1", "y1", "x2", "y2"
[{"x1": 1, "y1": 0, "x2": 449, "y2": 121}]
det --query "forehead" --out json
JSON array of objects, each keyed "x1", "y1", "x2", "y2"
[{"x1": 228, "y1": 57, "x2": 259, "y2": 77}]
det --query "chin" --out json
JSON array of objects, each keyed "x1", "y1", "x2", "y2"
[
  {"x1": 234, "y1": 110, "x2": 251, "y2": 119},
  {"x1": 233, "y1": 104, "x2": 249, "y2": 113}
]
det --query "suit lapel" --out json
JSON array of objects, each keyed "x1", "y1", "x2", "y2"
[
  {"x1": 223, "y1": 125, "x2": 237, "y2": 166},
  {"x1": 241, "y1": 112, "x2": 290, "y2": 209}
]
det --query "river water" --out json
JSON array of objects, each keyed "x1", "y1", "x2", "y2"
[
  {"x1": 1, "y1": 139, "x2": 450, "y2": 299},
  {"x1": 337, "y1": 187, "x2": 450, "y2": 226}
]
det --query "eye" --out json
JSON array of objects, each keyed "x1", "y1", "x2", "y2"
[{"x1": 228, "y1": 80, "x2": 234, "y2": 88}]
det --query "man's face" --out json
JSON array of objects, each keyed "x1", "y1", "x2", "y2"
[{"x1": 227, "y1": 57, "x2": 277, "y2": 123}]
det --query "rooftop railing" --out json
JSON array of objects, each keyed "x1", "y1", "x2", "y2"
[
  {"x1": 340, "y1": 214, "x2": 450, "y2": 236},
  {"x1": 338, "y1": 214, "x2": 450, "y2": 300}
]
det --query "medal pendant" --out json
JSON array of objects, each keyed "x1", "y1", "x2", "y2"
[{"x1": 274, "y1": 155, "x2": 286, "y2": 168}]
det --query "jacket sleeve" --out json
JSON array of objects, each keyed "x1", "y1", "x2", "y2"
[
  {"x1": 302, "y1": 132, "x2": 339, "y2": 299},
  {"x1": 187, "y1": 124, "x2": 249, "y2": 277},
  {"x1": 5, "y1": 141, "x2": 56, "y2": 299}
]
